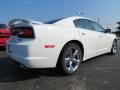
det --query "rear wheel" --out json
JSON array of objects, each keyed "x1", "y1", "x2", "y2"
[
  {"x1": 109, "y1": 40, "x2": 117, "y2": 55},
  {"x1": 57, "y1": 43, "x2": 82, "y2": 75}
]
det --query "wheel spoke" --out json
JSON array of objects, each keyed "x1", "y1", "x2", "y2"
[
  {"x1": 65, "y1": 57, "x2": 70, "y2": 66},
  {"x1": 73, "y1": 58, "x2": 80, "y2": 65},
  {"x1": 69, "y1": 61, "x2": 73, "y2": 71},
  {"x1": 73, "y1": 50, "x2": 78, "y2": 56},
  {"x1": 65, "y1": 57, "x2": 70, "y2": 61}
]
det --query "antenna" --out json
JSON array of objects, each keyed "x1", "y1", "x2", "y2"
[{"x1": 77, "y1": 11, "x2": 84, "y2": 16}]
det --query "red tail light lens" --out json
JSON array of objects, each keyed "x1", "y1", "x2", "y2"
[
  {"x1": 12, "y1": 27, "x2": 34, "y2": 38},
  {"x1": 18, "y1": 29, "x2": 34, "y2": 38}
]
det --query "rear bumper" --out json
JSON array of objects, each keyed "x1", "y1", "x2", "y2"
[
  {"x1": 6, "y1": 41, "x2": 59, "y2": 68},
  {"x1": 7, "y1": 53, "x2": 57, "y2": 68}
]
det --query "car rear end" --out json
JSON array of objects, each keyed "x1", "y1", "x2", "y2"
[
  {"x1": 0, "y1": 24, "x2": 10, "y2": 47},
  {"x1": 6, "y1": 19, "x2": 59, "y2": 69}
]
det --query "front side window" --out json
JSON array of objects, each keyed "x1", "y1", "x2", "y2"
[
  {"x1": 91, "y1": 21, "x2": 105, "y2": 32},
  {"x1": 74, "y1": 19, "x2": 93, "y2": 30}
]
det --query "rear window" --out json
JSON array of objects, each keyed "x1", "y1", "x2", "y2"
[
  {"x1": 45, "y1": 18, "x2": 64, "y2": 24},
  {"x1": 0, "y1": 24, "x2": 8, "y2": 29}
]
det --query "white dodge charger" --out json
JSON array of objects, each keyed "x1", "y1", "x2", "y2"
[{"x1": 7, "y1": 16, "x2": 117, "y2": 75}]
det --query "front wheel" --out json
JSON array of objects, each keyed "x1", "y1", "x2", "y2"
[
  {"x1": 57, "y1": 43, "x2": 82, "y2": 75},
  {"x1": 109, "y1": 40, "x2": 117, "y2": 55}
]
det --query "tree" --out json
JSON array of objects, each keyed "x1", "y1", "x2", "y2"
[
  {"x1": 114, "y1": 22, "x2": 120, "y2": 37},
  {"x1": 117, "y1": 22, "x2": 120, "y2": 30}
]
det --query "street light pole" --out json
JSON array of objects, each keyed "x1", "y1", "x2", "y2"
[{"x1": 98, "y1": 17, "x2": 100, "y2": 23}]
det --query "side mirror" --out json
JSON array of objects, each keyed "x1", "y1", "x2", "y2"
[{"x1": 104, "y1": 29, "x2": 111, "y2": 33}]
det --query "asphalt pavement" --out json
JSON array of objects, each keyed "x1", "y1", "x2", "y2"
[{"x1": 0, "y1": 41, "x2": 120, "y2": 90}]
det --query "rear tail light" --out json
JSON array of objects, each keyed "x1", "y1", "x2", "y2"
[
  {"x1": 0, "y1": 29, "x2": 10, "y2": 38},
  {"x1": 11, "y1": 27, "x2": 34, "y2": 38},
  {"x1": 0, "y1": 32, "x2": 3, "y2": 35},
  {"x1": 18, "y1": 29, "x2": 34, "y2": 38}
]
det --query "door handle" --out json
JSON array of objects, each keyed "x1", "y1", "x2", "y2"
[
  {"x1": 99, "y1": 36, "x2": 102, "y2": 38},
  {"x1": 81, "y1": 33, "x2": 86, "y2": 35}
]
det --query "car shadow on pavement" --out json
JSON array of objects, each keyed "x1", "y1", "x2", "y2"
[{"x1": 0, "y1": 57, "x2": 65, "y2": 82}]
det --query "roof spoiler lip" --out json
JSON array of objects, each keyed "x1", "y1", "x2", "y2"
[{"x1": 9, "y1": 19, "x2": 43, "y2": 27}]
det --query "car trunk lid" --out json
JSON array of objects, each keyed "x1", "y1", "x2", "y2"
[{"x1": 9, "y1": 19, "x2": 43, "y2": 42}]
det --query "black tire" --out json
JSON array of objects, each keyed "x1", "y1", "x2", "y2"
[
  {"x1": 57, "y1": 43, "x2": 82, "y2": 75},
  {"x1": 109, "y1": 40, "x2": 117, "y2": 55}
]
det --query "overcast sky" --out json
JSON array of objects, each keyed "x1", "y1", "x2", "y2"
[{"x1": 0, "y1": 0, "x2": 120, "y2": 30}]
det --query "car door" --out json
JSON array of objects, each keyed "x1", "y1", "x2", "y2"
[
  {"x1": 73, "y1": 19, "x2": 102, "y2": 60},
  {"x1": 90, "y1": 21, "x2": 109, "y2": 53}
]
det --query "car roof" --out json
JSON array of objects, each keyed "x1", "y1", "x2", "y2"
[
  {"x1": 65, "y1": 16, "x2": 90, "y2": 20},
  {"x1": 54, "y1": 16, "x2": 94, "y2": 28}
]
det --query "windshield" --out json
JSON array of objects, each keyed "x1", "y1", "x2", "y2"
[
  {"x1": 45, "y1": 18, "x2": 64, "y2": 24},
  {"x1": 0, "y1": 24, "x2": 8, "y2": 29}
]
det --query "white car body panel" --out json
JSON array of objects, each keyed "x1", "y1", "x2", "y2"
[{"x1": 6, "y1": 16, "x2": 117, "y2": 68}]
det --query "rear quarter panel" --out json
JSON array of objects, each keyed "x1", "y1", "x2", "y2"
[{"x1": 32, "y1": 24, "x2": 81, "y2": 65}]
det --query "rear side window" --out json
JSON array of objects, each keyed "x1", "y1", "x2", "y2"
[
  {"x1": 74, "y1": 19, "x2": 93, "y2": 30},
  {"x1": 45, "y1": 18, "x2": 64, "y2": 24},
  {"x1": 0, "y1": 24, "x2": 7, "y2": 29}
]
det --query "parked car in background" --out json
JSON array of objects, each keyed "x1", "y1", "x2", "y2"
[
  {"x1": 7, "y1": 16, "x2": 117, "y2": 75},
  {"x1": 0, "y1": 24, "x2": 10, "y2": 47}
]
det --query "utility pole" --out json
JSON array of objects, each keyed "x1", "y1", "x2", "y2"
[{"x1": 97, "y1": 17, "x2": 100, "y2": 23}]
